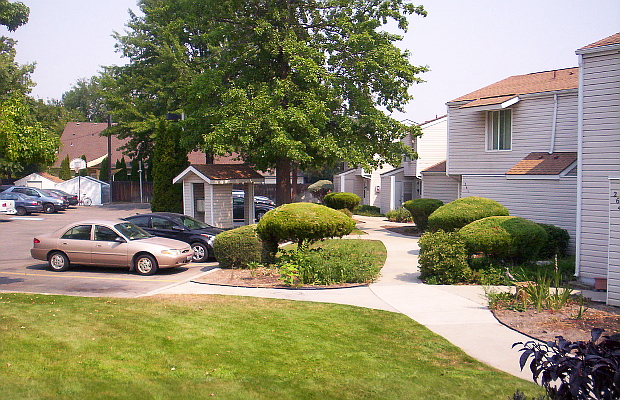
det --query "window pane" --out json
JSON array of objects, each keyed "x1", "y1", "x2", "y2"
[
  {"x1": 61, "y1": 225, "x2": 92, "y2": 240},
  {"x1": 94, "y1": 225, "x2": 120, "y2": 242},
  {"x1": 488, "y1": 110, "x2": 511, "y2": 150}
]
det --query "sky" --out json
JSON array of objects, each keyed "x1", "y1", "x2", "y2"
[{"x1": 3, "y1": 0, "x2": 620, "y2": 123}]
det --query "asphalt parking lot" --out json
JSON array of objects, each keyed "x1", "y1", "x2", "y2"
[{"x1": 0, "y1": 203, "x2": 217, "y2": 297}]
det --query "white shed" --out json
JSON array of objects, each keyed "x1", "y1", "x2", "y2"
[
  {"x1": 55, "y1": 176, "x2": 111, "y2": 205},
  {"x1": 173, "y1": 164, "x2": 265, "y2": 229},
  {"x1": 14, "y1": 172, "x2": 64, "y2": 189}
]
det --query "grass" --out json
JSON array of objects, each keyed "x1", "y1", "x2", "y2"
[{"x1": 0, "y1": 293, "x2": 543, "y2": 399}]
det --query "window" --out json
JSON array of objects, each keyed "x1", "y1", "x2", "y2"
[
  {"x1": 152, "y1": 217, "x2": 176, "y2": 230},
  {"x1": 61, "y1": 225, "x2": 92, "y2": 240},
  {"x1": 128, "y1": 215, "x2": 151, "y2": 228},
  {"x1": 94, "y1": 225, "x2": 121, "y2": 242},
  {"x1": 487, "y1": 109, "x2": 512, "y2": 150}
]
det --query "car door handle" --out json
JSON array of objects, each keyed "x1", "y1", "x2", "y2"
[{"x1": 96, "y1": 244, "x2": 103, "y2": 247}]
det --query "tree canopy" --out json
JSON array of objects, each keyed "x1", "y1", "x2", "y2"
[{"x1": 106, "y1": 0, "x2": 427, "y2": 204}]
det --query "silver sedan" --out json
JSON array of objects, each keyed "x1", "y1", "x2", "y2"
[{"x1": 31, "y1": 220, "x2": 193, "y2": 275}]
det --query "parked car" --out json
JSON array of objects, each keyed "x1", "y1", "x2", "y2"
[
  {"x1": 31, "y1": 220, "x2": 193, "y2": 275},
  {"x1": 45, "y1": 188, "x2": 78, "y2": 206},
  {"x1": 232, "y1": 190, "x2": 276, "y2": 206},
  {"x1": 233, "y1": 196, "x2": 275, "y2": 221},
  {"x1": 0, "y1": 192, "x2": 43, "y2": 215},
  {"x1": 0, "y1": 184, "x2": 14, "y2": 193},
  {"x1": 123, "y1": 213, "x2": 223, "y2": 263},
  {"x1": 40, "y1": 189, "x2": 70, "y2": 209},
  {"x1": 3, "y1": 186, "x2": 66, "y2": 213}
]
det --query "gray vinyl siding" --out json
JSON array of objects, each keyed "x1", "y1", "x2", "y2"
[
  {"x1": 461, "y1": 175, "x2": 577, "y2": 252},
  {"x1": 447, "y1": 92, "x2": 578, "y2": 176},
  {"x1": 416, "y1": 118, "x2": 448, "y2": 177},
  {"x1": 578, "y1": 49, "x2": 620, "y2": 288},
  {"x1": 421, "y1": 173, "x2": 460, "y2": 204}
]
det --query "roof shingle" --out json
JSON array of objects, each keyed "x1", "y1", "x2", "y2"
[{"x1": 505, "y1": 152, "x2": 578, "y2": 176}]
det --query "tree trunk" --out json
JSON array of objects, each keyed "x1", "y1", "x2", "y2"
[
  {"x1": 275, "y1": 157, "x2": 292, "y2": 206},
  {"x1": 291, "y1": 163, "x2": 298, "y2": 201}
]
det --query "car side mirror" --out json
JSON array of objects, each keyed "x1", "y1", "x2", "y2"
[
  {"x1": 115, "y1": 237, "x2": 126, "y2": 243},
  {"x1": 172, "y1": 226, "x2": 185, "y2": 231}
]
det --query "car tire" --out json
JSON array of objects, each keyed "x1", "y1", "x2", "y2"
[
  {"x1": 256, "y1": 211, "x2": 266, "y2": 221},
  {"x1": 191, "y1": 242, "x2": 209, "y2": 263},
  {"x1": 134, "y1": 254, "x2": 158, "y2": 275},
  {"x1": 43, "y1": 203, "x2": 55, "y2": 214},
  {"x1": 48, "y1": 251, "x2": 70, "y2": 272},
  {"x1": 15, "y1": 206, "x2": 27, "y2": 216}
]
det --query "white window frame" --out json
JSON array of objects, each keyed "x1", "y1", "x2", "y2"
[{"x1": 486, "y1": 109, "x2": 512, "y2": 151}]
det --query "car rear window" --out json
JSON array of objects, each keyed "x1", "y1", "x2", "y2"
[{"x1": 61, "y1": 225, "x2": 92, "y2": 240}]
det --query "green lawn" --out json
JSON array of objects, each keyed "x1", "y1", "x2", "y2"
[{"x1": 0, "y1": 293, "x2": 543, "y2": 399}]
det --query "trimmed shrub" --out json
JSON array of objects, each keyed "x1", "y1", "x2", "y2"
[
  {"x1": 338, "y1": 208, "x2": 353, "y2": 218},
  {"x1": 307, "y1": 180, "x2": 334, "y2": 202},
  {"x1": 458, "y1": 216, "x2": 548, "y2": 263},
  {"x1": 386, "y1": 207, "x2": 412, "y2": 223},
  {"x1": 418, "y1": 230, "x2": 472, "y2": 284},
  {"x1": 403, "y1": 198, "x2": 444, "y2": 231},
  {"x1": 427, "y1": 196, "x2": 509, "y2": 232},
  {"x1": 212, "y1": 224, "x2": 262, "y2": 269},
  {"x1": 353, "y1": 204, "x2": 383, "y2": 217},
  {"x1": 256, "y1": 202, "x2": 355, "y2": 252},
  {"x1": 537, "y1": 223, "x2": 571, "y2": 259},
  {"x1": 323, "y1": 192, "x2": 361, "y2": 211}
]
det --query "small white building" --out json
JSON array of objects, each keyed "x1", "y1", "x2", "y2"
[
  {"x1": 56, "y1": 176, "x2": 111, "y2": 205},
  {"x1": 14, "y1": 172, "x2": 64, "y2": 189}
]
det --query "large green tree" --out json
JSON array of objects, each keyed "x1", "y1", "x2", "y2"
[
  {"x1": 107, "y1": 0, "x2": 426, "y2": 205},
  {"x1": 62, "y1": 77, "x2": 108, "y2": 122}
]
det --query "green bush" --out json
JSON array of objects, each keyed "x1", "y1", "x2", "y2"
[
  {"x1": 427, "y1": 196, "x2": 509, "y2": 232},
  {"x1": 353, "y1": 205, "x2": 383, "y2": 217},
  {"x1": 307, "y1": 180, "x2": 334, "y2": 202},
  {"x1": 537, "y1": 223, "x2": 571, "y2": 259},
  {"x1": 458, "y1": 216, "x2": 548, "y2": 263},
  {"x1": 212, "y1": 224, "x2": 262, "y2": 269},
  {"x1": 386, "y1": 207, "x2": 412, "y2": 223},
  {"x1": 323, "y1": 192, "x2": 361, "y2": 211},
  {"x1": 256, "y1": 202, "x2": 355, "y2": 252},
  {"x1": 403, "y1": 198, "x2": 444, "y2": 231},
  {"x1": 338, "y1": 208, "x2": 353, "y2": 218},
  {"x1": 418, "y1": 230, "x2": 472, "y2": 284}
]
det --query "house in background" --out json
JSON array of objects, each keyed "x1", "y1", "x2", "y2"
[
  {"x1": 444, "y1": 68, "x2": 580, "y2": 249},
  {"x1": 420, "y1": 161, "x2": 460, "y2": 204},
  {"x1": 333, "y1": 116, "x2": 448, "y2": 213},
  {"x1": 14, "y1": 172, "x2": 64, "y2": 189},
  {"x1": 379, "y1": 116, "x2": 448, "y2": 214},
  {"x1": 574, "y1": 33, "x2": 620, "y2": 304}
]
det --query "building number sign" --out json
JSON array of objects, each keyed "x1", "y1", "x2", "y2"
[{"x1": 613, "y1": 179, "x2": 620, "y2": 211}]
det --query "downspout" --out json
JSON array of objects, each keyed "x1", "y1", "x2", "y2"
[
  {"x1": 575, "y1": 54, "x2": 585, "y2": 277},
  {"x1": 210, "y1": 184, "x2": 215, "y2": 226},
  {"x1": 390, "y1": 175, "x2": 396, "y2": 211},
  {"x1": 549, "y1": 93, "x2": 558, "y2": 154}
]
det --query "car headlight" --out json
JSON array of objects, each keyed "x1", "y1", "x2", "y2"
[
  {"x1": 201, "y1": 234, "x2": 215, "y2": 246},
  {"x1": 161, "y1": 249, "x2": 181, "y2": 255}
]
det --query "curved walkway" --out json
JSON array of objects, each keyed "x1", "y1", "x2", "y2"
[{"x1": 148, "y1": 216, "x2": 534, "y2": 381}]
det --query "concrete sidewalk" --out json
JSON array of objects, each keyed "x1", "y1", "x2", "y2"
[{"x1": 150, "y1": 216, "x2": 535, "y2": 381}]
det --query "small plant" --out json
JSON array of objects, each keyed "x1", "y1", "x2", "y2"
[
  {"x1": 386, "y1": 207, "x2": 412, "y2": 222},
  {"x1": 278, "y1": 263, "x2": 300, "y2": 286},
  {"x1": 353, "y1": 205, "x2": 383, "y2": 217},
  {"x1": 514, "y1": 328, "x2": 620, "y2": 400}
]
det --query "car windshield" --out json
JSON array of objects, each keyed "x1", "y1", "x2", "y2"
[
  {"x1": 177, "y1": 215, "x2": 213, "y2": 230},
  {"x1": 114, "y1": 222, "x2": 151, "y2": 240}
]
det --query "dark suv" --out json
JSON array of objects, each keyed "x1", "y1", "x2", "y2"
[{"x1": 123, "y1": 213, "x2": 223, "y2": 263}]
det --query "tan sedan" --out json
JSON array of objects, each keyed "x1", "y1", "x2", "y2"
[{"x1": 31, "y1": 220, "x2": 193, "y2": 275}]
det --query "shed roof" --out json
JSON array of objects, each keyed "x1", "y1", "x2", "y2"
[
  {"x1": 421, "y1": 160, "x2": 447, "y2": 173},
  {"x1": 449, "y1": 68, "x2": 579, "y2": 108},
  {"x1": 173, "y1": 164, "x2": 264, "y2": 184},
  {"x1": 505, "y1": 152, "x2": 577, "y2": 176}
]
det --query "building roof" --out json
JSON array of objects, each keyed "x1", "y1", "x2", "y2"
[
  {"x1": 421, "y1": 160, "x2": 447, "y2": 173},
  {"x1": 39, "y1": 172, "x2": 64, "y2": 183},
  {"x1": 505, "y1": 152, "x2": 578, "y2": 176},
  {"x1": 579, "y1": 32, "x2": 620, "y2": 50},
  {"x1": 55, "y1": 122, "x2": 128, "y2": 168},
  {"x1": 449, "y1": 68, "x2": 579, "y2": 108},
  {"x1": 173, "y1": 164, "x2": 264, "y2": 184}
]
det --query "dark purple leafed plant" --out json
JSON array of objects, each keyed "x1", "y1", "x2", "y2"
[{"x1": 514, "y1": 328, "x2": 620, "y2": 400}]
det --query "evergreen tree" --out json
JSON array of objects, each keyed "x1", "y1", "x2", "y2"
[
  {"x1": 58, "y1": 155, "x2": 71, "y2": 180},
  {"x1": 114, "y1": 157, "x2": 128, "y2": 181},
  {"x1": 98, "y1": 156, "x2": 109, "y2": 182},
  {"x1": 130, "y1": 158, "x2": 140, "y2": 182},
  {"x1": 151, "y1": 119, "x2": 188, "y2": 213}
]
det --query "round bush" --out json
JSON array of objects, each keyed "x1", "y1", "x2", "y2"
[
  {"x1": 256, "y1": 202, "x2": 355, "y2": 249},
  {"x1": 427, "y1": 196, "x2": 509, "y2": 232},
  {"x1": 418, "y1": 230, "x2": 472, "y2": 284},
  {"x1": 307, "y1": 180, "x2": 334, "y2": 202},
  {"x1": 537, "y1": 223, "x2": 571, "y2": 259},
  {"x1": 458, "y1": 216, "x2": 548, "y2": 263},
  {"x1": 212, "y1": 224, "x2": 262, "y2": 269},
  {"x1": 403, "y1": 198, "x2": 444, "y2": 231},
  {"x1": 323, "y1": 192, "x2": 361, "y2": 211}
]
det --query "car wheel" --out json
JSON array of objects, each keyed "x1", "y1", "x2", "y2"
[
  {"x1": 191, "y1": 242, "x2": 208, "y2": 263},
  {"x1": 48, "y1": 251, "x2": 70, "y2": 272},
  {"x1": 134, "y1": 254, "x2": 158, "y2": 275},
  {"x1": 256, "y1": 211, "x2": 266, "y2": 221},
  {"x1": 43, "y1": 203, "x2": 55, "y2": 214},
  {"x1": 15, "y1": 206, "x2": 27, "y2": 216}
]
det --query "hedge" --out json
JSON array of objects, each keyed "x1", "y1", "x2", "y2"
[
  {"x1": 212, "y1": 224, "x2": 262, "y2": 269},
  {"x1": 323, "y1": 192, "x2": 361, "y2": 211},
  {"x1": 458, "y1": 216, "x2": 548, "y2": 263},
  {"x1": 427, "y1": 196, "x2": 509, "y2": 232},
  {"x1": 403, "y1": 198, "x2": 444, "y2": 231},
  {"x1": 418, "y1": 230, "x2": 471, "y2": 284},
  {"x1": 537, "y1": 223, "x2": 571, "y2": 259}
]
